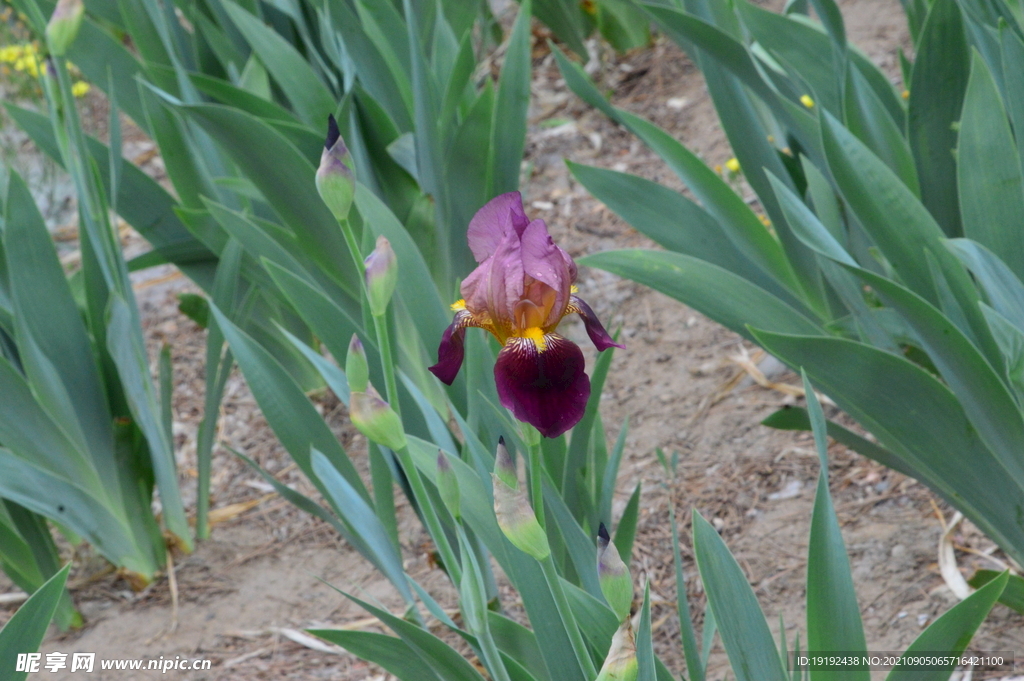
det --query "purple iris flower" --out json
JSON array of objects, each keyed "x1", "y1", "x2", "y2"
[{"x1": 429, "y1": 192, "x2": 623, "y2": 438}]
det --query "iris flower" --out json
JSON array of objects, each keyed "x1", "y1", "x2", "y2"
[{"x1": 429, "y1": 192, "x2": 622, "y2": 438}]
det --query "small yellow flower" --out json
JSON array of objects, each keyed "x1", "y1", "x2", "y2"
[
  {"x1": 0, "y1": 45, "x2": 23, "y2": 63},
  {"x1": 714, "y1": 164, "x2": 723, "y2": 174},
  {"x1": 758, "y1": 213, "x2": 772, "y2": 227},
  {"x1": 725, "y1": 157, "x2": 741, "y2": 174},
  {"x1": 71, "y1": 81, "x2": 90, "y2": 97},
  {"x1": 14, "y1": 53, "x2": 40, "y2": 78},
  {"x1": 902, "y1": 89, "x2": 910, "y2": 99},
  {"x1": 800, "y1": 94, "x2": 815, "y2": 108}
]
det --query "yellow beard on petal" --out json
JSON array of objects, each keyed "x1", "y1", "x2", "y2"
[
  {"x1": 450, "y1": 299, "x2": 466, "y2": 311},
  {"x1": 519, "y1": 327, "x2": 547, "y2": 352}
]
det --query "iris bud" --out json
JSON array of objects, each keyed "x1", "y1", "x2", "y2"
[
  {"x1": 316, "y1": 114, "x2": 356, "y2": 222},
  {"x1": 494, "y1": 437, "x2": 518, "y2": 490},
  {"x1": 596, "y1": 619, "x2": 638, "y2": 681},
  {"x1": 346, "y1": 334, "x2": 368, "y2": 393},
  {"x1": 493, "y1": 473, "x2": 550, "y2": 561},
  {"x1": 46, "y1": 0, "x2": 85, "y2": 57},
  {"x1": 364, "y1": 235, "x2": 398, "y2": 317},
  {"x1": 597, "y1": 522, "x2": 633, "y2": 622},
  {"x1": 437, "y1": 450, "x2": 461, "y2": 520},
  {"x1": 350, "y1": 384, "x2": 406, "y2": 451}
]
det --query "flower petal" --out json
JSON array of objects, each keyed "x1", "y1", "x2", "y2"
[
  {"x1": 429, "y1": 309, "x2": 473, "y2": 385},
  {"x1": 494, "y1": 333, "x2": 589, "y2": 438},
  {"x1": 467, "y1": 191, "x2": 530, "y2": 262},
  {"x1": 569, "y1": 296, "x2": 625, "y2": 351},
  {"x1": 461, "y1": 226, "x2": 523, "y2": 325},
  {"x1": 520, "y1": 219, "x2": 574, "y2": 327}
]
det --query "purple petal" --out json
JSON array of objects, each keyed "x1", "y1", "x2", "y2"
[
  {"x1": 569, "y1": 296, "x2": 624, "y2": 351},
  {"x1": 494, "y1": 333, "x2": 590, "y2": 438},
  {"x1": 461, "y1": 227, "x2": 523, "y2": 325},
  {"x1": 467, "y1": 192, "x2": 530, "y2": 263},
  {"x1": 520, "y1": 219, "x2": 574, "y2": 327},
  {"x1": 429, "y1": 310, "x2": 472, "y2": 385}
]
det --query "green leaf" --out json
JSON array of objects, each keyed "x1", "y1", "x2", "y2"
[
  {"x1": 332, "y1": 589, "x2": 487, "y2": 681},
  {"x1": 309, "y1": 630, "x2": 441, "y2": 681},
  {"x1": 850, "y1": 268, "x2": 1024, "y2": 491},
  {"x1": 636, "y1": 583, "x2": 656, "y2": 681},
  {"x1": 533, "y1": 0, "x2": 589, "y2": 57},
  {"x1": 946, "y1": 238, "x2": 1024, "y2": 330},
  {"x1": 4, "y1": 105, "x2": 216, "y2": 287},
  {"x1": 311, "y1": 450, "x2": 412, "y2": 602},
  {"x1": 0, "y1": 449, "x2": 154, "y2": 577},
  {"x1": 907, "y1": 0, "x2": 969, "y2": 238},
  {"x1": 736, "y1": 1, "x2": 841, "y2": 114},
  {"x1": 967, "y1": 569, "x2": 1024, "y2": 614},
  {"x1": 613, "y1": 483, "x2": 641, "y2": 565},
  {"x1": 489, "y1": 612, "x2": 552, "y2": 681},
  {"x1": 491, "y1": 0, "x2": 532, "y2": 196},
  {"x1": 568, "y1": 162, "x2": 793, "y2": 300},
  {"x1": 802, "y1": 372, "x2": 868, "y2": 681},
  {"x1": 670, "y1": 505, "x2": 704, "y2": 681},
  {"x1": 581, "y1": 250, "x2": 822, "y2": 343},
  {"x1": 106, "y1": 295, "x2": 192, "y2": 550},
  {"x1": 209, "y1": 304, "x2": 369, "y2": 503},
  {"x1": 752, "y1": 329, "x2": 1024, "y2": 568},
  {"x1": 0, "y1": 564, "x2": 70, "y2": 680},
  {"x1": 885, "y1": 572, "x2": 1008, "y2": 681},
  {"x1": 958, "y1": 50, "x2": 1024, "y2": 281},
  {"x1": 221, "y1": 0, "x2": 336, "y2": 127},
  {"x1": 843, "y1": 66, "x2": 919, "y2": 196},
  {"x1": 176, "y1": 104, "x2": 352, "y2": 291},
  {"x1": 554, "y1": 46, "x2": 805, "y2": 298},
  {"x1": 692, "y1": 510, "x2": 788, "y2": 681}
]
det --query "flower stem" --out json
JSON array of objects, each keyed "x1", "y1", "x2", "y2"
[
  {"x1": 372, "y1": 311, "x2": 401, "y2": 419},
  {"x1": 528, "y1": 437, "x2": 545, "y2": 531},
  {"x1": 395, "y1": 444, "x2": 461, "y2": 585},
  {"x1": 338, "y1": 217, "x2": 365, "y2": 285},
  {"x1": 540, "y1": 554, "x2": 598, "y2": 679},
  {"x1": 372, "y1": 312, "x2": 460, "y2": 582}
]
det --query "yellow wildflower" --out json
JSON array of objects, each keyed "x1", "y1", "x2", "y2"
[
  {"x1": 725, "y1": 157, "x2": 741, "y2": 174},
  {"x1": 71, "y1": 81, "x2": 90, "y2": 97},
  {"x1": 902, "y1": 89, "x2": 910, "y2": 99},
  {"x1": 800, "y1": 94, "x2": 815, "y2": 108},
  {"x1": 0, "y1": 45, "x2": 24, "y2": 63},
  {"x1": 14, "y1": 53, "x2": 40, "y2": 78}
]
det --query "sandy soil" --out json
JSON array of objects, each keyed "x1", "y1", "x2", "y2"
[{"x1": 2, "y1": 0, "x2": 1022, "y2": 679}]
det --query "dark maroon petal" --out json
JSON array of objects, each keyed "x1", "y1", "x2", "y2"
[
  {"x1": 569, "y1": 296, "x2": 625, "y2": 352},
  {"x1": 494, "y1": 333, "x2": 590, "y2": 438},
  {"x1": 467, "y1": 192, "x2": 530, "y2": 263},
  {"x1": 429, "y1": 310, "x2": 471, "y2": 385}
]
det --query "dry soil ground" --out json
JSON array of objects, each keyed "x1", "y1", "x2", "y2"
[{"x1": 2, "y1": 0, "x2": 1023, "y2": 679}]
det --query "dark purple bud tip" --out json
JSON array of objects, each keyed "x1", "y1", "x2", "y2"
[
  {"x1": 325, "y1": 114, "x2": 341, "y2": 150},
  {"x1": 598, "y1": 522, "x2": 610, "y2": 543},
  {"x1": 498, "y1": 435, "x2": 506, "y2": 446}
]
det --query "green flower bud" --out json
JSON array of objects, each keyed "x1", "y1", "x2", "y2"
[
  {"x1": 316, "y1": 114, "x2": 356, "y2": 222},
  {"x1": 350, "y1": 385, "x2": 406, "y2": 451},
  {"x1": 492, "y1": 472, "x2": 549, "y2": 561},
  {"x1": 597, "y1": 522, "x2": 633, "y2": 622},
  {"x1": 46, "y1": 0, "x2": 85, "y2": 57},
  {"x1": 437, "y1": 450, "x2": 461, "y2": 520},
  {"x1": 493, "y1": 436, "x2": 518, "y2": 490},
  {"x1": 596, "y1": 619, "x2": 638, "y2": 681},
  {"x1": 345, "y1": 334, "x2": 368, "y2": 393},
  {"x1": 364, "y1": 235, "x2": 398, "y2": 317}
]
